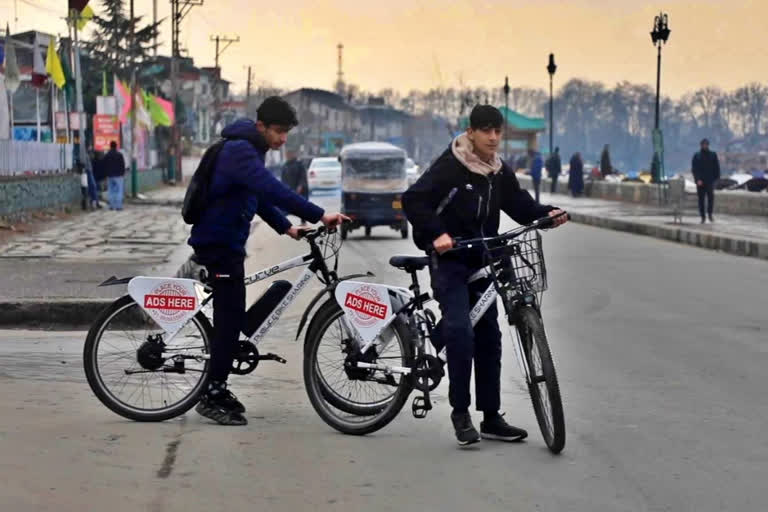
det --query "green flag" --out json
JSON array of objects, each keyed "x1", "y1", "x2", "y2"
[
  {"x1": 60, "y1": 48, "x2": 75, "y2": 108},
  {"x1": 146, "y1": 92, "x2": 172, "y2": 127}
]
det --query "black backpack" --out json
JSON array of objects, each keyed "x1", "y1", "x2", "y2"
[{"x1": 181, "y1": 139, "x2": 227, "y2": 225}]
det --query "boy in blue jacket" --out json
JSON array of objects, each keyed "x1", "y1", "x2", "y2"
[{"x1": 189, "y1": 97, "x2": 347, "y2": 425}]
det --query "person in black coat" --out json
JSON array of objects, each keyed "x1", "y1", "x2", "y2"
[
  {"x1": 569, "y1": 152, "x2": 584, "y2": 197},
  {"x1": 545, "y1": 147, "x2": 562, "y2": 193},
  {"x1": 280, "y1": 150, "x2": 310, "y2": 224},
  {"x1": 692, "y1": 138, "x2": 721, "y2": 223},
  {"x1": 102, "y1": 141, "x2": 127, "y2": 210},
  {"x1": 403, "y1": 105, "x2": 568, "y2": 446}
]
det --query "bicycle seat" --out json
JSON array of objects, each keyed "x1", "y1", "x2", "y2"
[{"x1": 389, "y1": 255, "x2": 429, "y2": 272}]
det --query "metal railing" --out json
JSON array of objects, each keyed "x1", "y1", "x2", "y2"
[{"x1": 0, "y1": 140, "x2": 74, "y2": 176}]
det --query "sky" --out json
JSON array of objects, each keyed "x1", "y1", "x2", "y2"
[{"x1": 2, "y1": 0, "x2": 767, "y2": 98}]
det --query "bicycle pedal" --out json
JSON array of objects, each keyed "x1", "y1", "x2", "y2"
[
  {"x1": 259, "y1": 353, "x2": 287, "y2": 364},
  {"x1": 411, "y1": 396, "x2": 432, "y2": 419}
]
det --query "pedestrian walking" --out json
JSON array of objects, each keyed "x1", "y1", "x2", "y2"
[
  {"x1": 529, "y1": 148, "x2": 543, "y2": 203},
  {"x1": 79, "y1": 163, "x2": 89, "y2": 211},
  {"x1": 102, "y1": 141, "x2": 126, "y2": 210},
  {"x1": 280, "y1": 149, "x2": 310, "y2": 224},
  {"x1": 87, "y1": 148, "x2": 103, "y2": 209},
  {"x1": 600, "y1": 144, "x2": 613, "y2": 178},
  {"x1": 545, "y1": 147, "x2": 562, "y2": 194},
  {"x1": 569, "y1": 152, "x2": 584, "y2": 197},
  {"x1": 403, "y1": 104, "x2": 568, "y2": 446},
  {"x1": 692, "y1": 138, "x2": 721, "y2": 223}
]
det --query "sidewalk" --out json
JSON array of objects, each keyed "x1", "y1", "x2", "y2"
[
  {"x1": 0, "y1": 185, "x2": 193, "y2": 328},
  {"x1": 541, "y1": 190, "x2": 768, "y2": 261}
]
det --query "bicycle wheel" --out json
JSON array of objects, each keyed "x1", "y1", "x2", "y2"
[
  {"x1": 84, "y1": 294, "x2": 213, "y2": 422},
  {"x1": 516, "y1": 306, "x2": 565, "y2": 453},
  {"x1": 303, "y1": 298, "x2": 414, "y2": 435}
]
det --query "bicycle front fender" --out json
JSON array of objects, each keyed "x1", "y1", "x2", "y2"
[{"x1": 295, "y1": 272, "x2": 375, "y2": 341}]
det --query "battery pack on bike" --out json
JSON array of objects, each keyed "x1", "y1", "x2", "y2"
[{"x1": 242, "y1": 280, "x2": 293, "y2": 337}]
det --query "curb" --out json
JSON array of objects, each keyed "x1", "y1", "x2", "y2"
[
  {"x1": 0, "y1": 299, "x2": 114, "y2": 329},
  {"x1": 570, "y1": 211, "x2": 768, "y2": 261}
]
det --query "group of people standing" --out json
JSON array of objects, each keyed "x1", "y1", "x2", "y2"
[
  {"x1": 79, "y1": 141, "x2": 128, "y2": 212},
  {"x1": 524, "y1": 146, "x2": 585, "y2": 201}
]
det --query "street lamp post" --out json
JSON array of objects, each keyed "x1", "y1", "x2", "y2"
[
  {"x1": 650, "y1": 12, "x2": 670, "y2": 189},
  {"x1": 546, "y1": 53, "x2": 557, "y2": 157},
  {"x1": 503, "y1": 76, "x2": 510, "y2": 160}
]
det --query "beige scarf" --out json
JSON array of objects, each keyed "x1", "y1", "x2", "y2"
[{"x1": 451, "y1": 133, "x2": 503, "y2": 176}]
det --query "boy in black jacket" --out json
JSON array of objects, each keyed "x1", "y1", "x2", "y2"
[{"x1": 403, "y1": 105, "x2": 567, "y2": 446}]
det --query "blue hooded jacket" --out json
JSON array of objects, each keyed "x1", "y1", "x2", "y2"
[
  {"x1": 530, "y1": 152, "x2": 543, "y2": 181},
  {"x1": 188, "y1": 119, "x2": 324, "y2": 254}
]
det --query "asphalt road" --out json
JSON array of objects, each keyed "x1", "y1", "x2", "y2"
[{"x1": 1, "y1": 190, "x2": 766, "y2": 511}]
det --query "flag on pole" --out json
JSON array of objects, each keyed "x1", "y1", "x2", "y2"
[
  {"x1": 77, "y1": 5, "x2": 95, "y2": 31},
  {"x1": 134, "y1": 88, "x2": 152, "y2": 127},
  {"x1": 3, "y1": 23, "x2": 20, "y2": 93},
  {"x1": 46, "y1": 39, "x2": 66, "y2": 89},
  {"x1": 114, "y1": 75, "x2": 132, "y2": 123},
  {"x1": 69, "y1": 1, "x2": 94, "y2": 31},
  {"x1": 146, "y1": 93, "x2": 172, "y2": 127}
]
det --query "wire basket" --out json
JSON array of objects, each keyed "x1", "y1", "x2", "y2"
[{"x1": 488, "y1": 229, "x2": 547, "y2": 297}]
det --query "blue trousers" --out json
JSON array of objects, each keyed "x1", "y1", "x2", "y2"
[
  {"x1": 107, "y1": 176, "x2": 125, "y2": 210},
  {"x1": 430, "y1": 258, "x2": 502, "y2": 413}
]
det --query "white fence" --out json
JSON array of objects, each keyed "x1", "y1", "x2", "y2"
[{"x1": 0, "y1": 140, "x2": 74, "y2": 176}]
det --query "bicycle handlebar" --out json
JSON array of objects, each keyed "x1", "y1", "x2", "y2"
[{"x1": 436, "y1": 210, "x2": 570, "y2": 254}]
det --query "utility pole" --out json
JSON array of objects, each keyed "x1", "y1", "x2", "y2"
[
  {"x1": 209, "y1": 34, "x2": 239, "y2": 133},
  {"x1": 246, "y1": 65, "x2": 252, "y2": 102},
  {"x1": 210, "y1": 34, "x2": 240, "y2": 69},
  {"x1": 129, "y1": 0, "x2": 137, "y2": 197},
  {"x1": 153, "y1": 0, "x2": 158, "y2": 57},
  {"x1": 170, "y1": 0, "x2": 204, "y2": 183},
  {"x1": 68, "y1": 8, "x2": 87, "y2": 181}
]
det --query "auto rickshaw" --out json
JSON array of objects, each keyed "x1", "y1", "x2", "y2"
[{"x1": 338, "y1": 142, "x2": 409, "y2": 240}]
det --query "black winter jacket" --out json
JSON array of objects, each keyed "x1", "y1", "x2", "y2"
[
  {"x1": 403, "y1": 146, "x2": 554, "y2": 253},
  {"x1": 692, "y1": 150, "x2": 721, "y2": 185}
]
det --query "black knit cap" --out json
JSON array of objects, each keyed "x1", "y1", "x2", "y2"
[
  {"x1": 257, "y1": 96, "x2": 299, "y2": 128},
  {"x1": 469, "y1": 104, "x2": 503, "y2": 130}
]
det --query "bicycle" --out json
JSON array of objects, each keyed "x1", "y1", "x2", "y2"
[
  {"x1": 303, "y1": 212, "x2": 568, "y2": 453},
  {"x1": 83, "y1": 225, "x2": 393, "y2": 423}
]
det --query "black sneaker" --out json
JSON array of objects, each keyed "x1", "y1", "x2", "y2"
[
  {"x1": 451, "y1": 411, "x2": 481, "y2": 446},
  {"x1": 480, "y1": 413, "x2": 528, "y2": 442},
  {"x1": 216, "y1": 387, "x2": 246, "y2": 414},
  {"x1": 195, "y1": 393, "x2": 248, "y2": 426},
  {"x1": 195, "y1": 381, "x2": 247, "y2": 425},
  {"x1": 709, "y1": 214, "x2": 715, "y2": 223}
]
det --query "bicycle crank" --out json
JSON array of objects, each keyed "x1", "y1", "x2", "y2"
[
  {"x1": 411, "y1": 354, "x2": 444, "y2": 392},
  {"x1": 231, "y1": 341, "x2": 287, "y2": 375}
]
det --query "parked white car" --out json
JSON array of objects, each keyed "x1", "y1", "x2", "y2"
[
  {"x1": 405, "y1": 158, "x2": 420, "y2": 185},
  {"x1": 307, "y1": 157, "x2": 342, "y2": 192}
]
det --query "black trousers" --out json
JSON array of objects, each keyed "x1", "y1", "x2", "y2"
[
  {"x1": 430, "y1": 258, "x2": 502, "y2": 413},
  {"x1": 697, "y1": 184, "x2": 714, "y2": 219},
  {"x1": 550, "y1": 176, "x2": 558, "y2": 194},
  {"x1": 194, "y1": 248, "x2": 246, "y2": 382},
  {"x1": 532, "y1": 178, "x2": 541, "y2": 203}
]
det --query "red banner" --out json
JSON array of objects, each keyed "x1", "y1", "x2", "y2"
[{"x1": 93, "y1": 114, "x2": 120, "y2": 151}]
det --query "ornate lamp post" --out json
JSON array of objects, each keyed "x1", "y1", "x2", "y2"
[
  {"x1": 547, "y1": 54, "x2": 557, "y2": 156},
  {"x1": 650, "y1": 13, "x2": 670, "y2": 186}
]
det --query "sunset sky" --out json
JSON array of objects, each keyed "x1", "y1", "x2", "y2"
[{"x1": 4, "y1": 0, "x2": 767, "y2": 98}]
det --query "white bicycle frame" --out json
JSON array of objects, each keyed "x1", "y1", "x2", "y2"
[
  {"x1": 160, "y1": 251, "x2": 320, "y2": 358},
  {"x1": 348, "y1": 263, "x2": 532, "y2": 384}
]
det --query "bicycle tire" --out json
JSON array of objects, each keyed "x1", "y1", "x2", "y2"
[
  {"x1": 84, "y1": 294, "x2": 213, "y2": 422},
  {"x1": 303, "y1": 298, "x2": 414, "y2": 435},
  {"x1": 517, "y1": 306, "x2": 566, "y2": 454}
]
